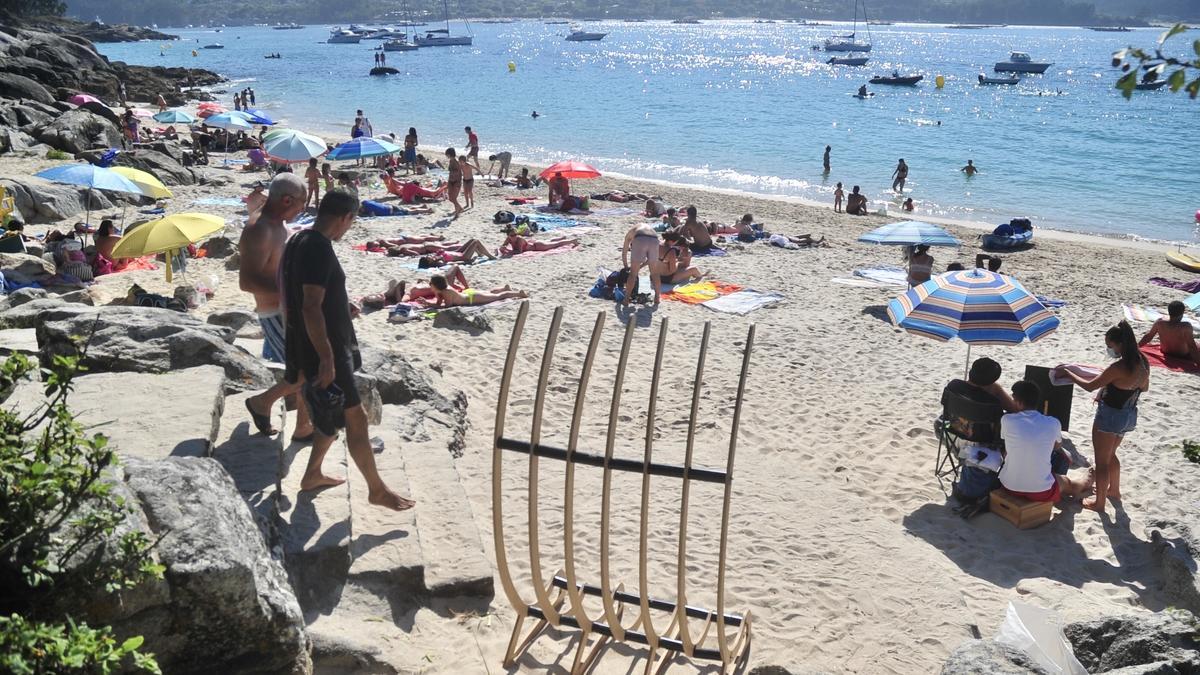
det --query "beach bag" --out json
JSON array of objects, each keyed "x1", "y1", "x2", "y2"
[
  {"x1": 605, "y1": 268, "x2": 637, "y2": 301},
  {"x1": 954, "y1": 465, "x2": 998, "y2": 501},
  {"x1": 493, "y1": 210, "x2": 515, "y2": 224}
]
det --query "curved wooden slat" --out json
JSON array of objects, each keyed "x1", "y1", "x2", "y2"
[
  {"x1": 674, "y1": 321, "x2": 712, "y2": 656},
  {"x1": 636, "y1": 317, "x2": 670, "y2": 647},
  {"x1": 528, "y1": 306, "x2": 565, "y2": 627},
  {"x1": 493, "y1": 301, "x2": 531, "y2": 617},
  {"x1": 598, "y1": 317, "x2": 637, "y2": 641}
]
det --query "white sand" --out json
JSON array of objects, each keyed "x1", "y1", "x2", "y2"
[{"x1": 6, "y1": 129, "x2": 1200, "y2": 672}]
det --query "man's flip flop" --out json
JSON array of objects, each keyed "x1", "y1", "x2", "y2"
[{"x1": 245, "y1": 399, "x2": 278, "y2": 436}]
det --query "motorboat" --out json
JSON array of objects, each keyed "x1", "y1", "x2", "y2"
[
  {"x1": 978, "y1": 74, "x2": 1020, "y2": 85},
  {"x1": 869, "y1": 73, "x2": 923, "y2": 85},
  {"x1": 994, "y1": 52, "x2": 1051, "y2": 74},
  {"x1": 327, "y1": 30, "x2": 361, "y2": 44},
  {"x1": 272, "y1": 23, "x2": 303, "y2": 30},
  {"x1": 828, "y1": 56, "x2": 868, "y2": 66},
  {"x1": 1134, "y1": 80, "x2": 1168, "y2": 90},
  {"x1": 202, "y1": 43, "x2": 224, "y2": 49},
  {"x1": 672, "y1": 18, "x2": 701, "y2": 24},
  {"x1": 383, "y1": 38, "x2": 418, "y2": 51},
  {"x1": 566, "y1": 26, "x2": 606, "y2": 41},
  {"x1": 545, "y1": 19, "x2": 571, "y2": 24},
  {"x1": 1088, "y1": 26, "x2": 1131, "y2": 32}
]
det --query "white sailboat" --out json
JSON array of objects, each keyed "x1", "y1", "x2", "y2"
[
  {"x1": 415, "y1": 0, "x2": 473, "y2": 46},
  {"x1": 824, "y1": 0, "x2": 872, "y2": 52}
]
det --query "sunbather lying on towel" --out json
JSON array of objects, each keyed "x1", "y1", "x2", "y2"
[
  {"x1": 382, "y1": 170, "x2": 446, "y2": 204},
  {"x1": 417, "y1": 241, "x2": 496, "y2": 268},
  {"x1": 376, "y1": 238, "x2": 491, "y2": 258},
  {"x1": 359, "y1": 200, "x2": 433, "y2": 217},
  {"x1": 591, "y1": 190, "x2": 655, "y2": 203},
  {"x1": 1139, "y1": 300, "x2": 1200, "y2": 366},
  {"x1": 499, "y1": 227, "x2": 578, "y2": 256},
  {"x1": 429, "y1": 274, "x2": 527, "y2": 307}
]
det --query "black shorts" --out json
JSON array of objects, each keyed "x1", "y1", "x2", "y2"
[{"x1": 689, "y1": 242, "x2": 712, "y2": 253}]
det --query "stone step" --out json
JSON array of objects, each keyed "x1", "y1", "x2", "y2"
[
  {"x1": 6, "y1": 365, "x2": 226, "y2": 460},
  {"x1": 276, "y1": 399, "x2": 352, "y2": 614},
  {"x1": 0, "y1": 327, "x2": 38, "y2": 356},
  {"x1": 345, "y1": 423, "x2": 424, "y2": 596},
  {"x1": 211, "y1": 392, "x2": 285, "y2": 533},
  {"x1": 389, "y1": 403, "x2": 493, "y2": 598}
]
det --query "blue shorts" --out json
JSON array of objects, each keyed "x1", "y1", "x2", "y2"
[
  {"x1": 1095, "y1": 402, "x2": 1137, "y2": 435},
  {"x1": 258, "y1": 311, "x2": 286, "y2": 363}
]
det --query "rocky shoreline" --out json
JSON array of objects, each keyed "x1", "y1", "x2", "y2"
[{"x1": 15, "y1": 14, "x2": 179, "y2": 42}]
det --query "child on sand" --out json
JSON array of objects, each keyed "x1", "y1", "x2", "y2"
[
  {"x1": 834, "y1": 182, "x2": 844, "y2": 213},
  {"x1": 321, "y1": 163, "x2": 335, "y2": 193},
  {"x1": 429, "y1": 274, "x2": 526, "y2": 307},
  {"x1": 304, "y1": 158, "x2": 320, "y2": 210}
]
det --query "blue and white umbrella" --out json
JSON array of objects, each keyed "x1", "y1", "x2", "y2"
[
  {"x1": 152, "y1": 109, "x2": 196, "y2": 124},
  {"x1": 887, "y1": 268, "x2": 1060, "y2": 373},
  {"x1": 202, "y1": 112, "x2": 254, "y2": 131},
  {"x1": 35, "y1": 164, "x2": 144, "y2": 226},
  {"x1": 326, "y1": 136, "x2": 402, "y2": 161},
  {"x1": 859, "y1": 220, "x2": 962, "y2": 247},
  {"x1": 231, "y1": 109, "x2": 276, "y2": 125}
]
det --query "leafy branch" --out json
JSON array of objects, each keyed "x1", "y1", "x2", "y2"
[{"x1": 1114, "y1": 23, "x2": 1200, "y2": 99}]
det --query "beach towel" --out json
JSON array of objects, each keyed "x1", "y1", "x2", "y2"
[
  {"x1": 505, "y1": 244, "x2": 579, "y2": 260},
  {"x1": 193, "y1": 197, "x2": 244, "y2": 207},
  {"x1": 535, "y1": 204, "x2": 591, "y2": 215},
  {"x1": 528, "y1": 213, "x2": 594, "y2": 231},
  {"x1": 1149, "y1": 277, "x2": 1200, "y2": 293},
  {"x1": 1186, "y1": 291, "x2": 1200, "y2": 311},
  {"x1": 701, "y1": 289, "x2": 783, "y2": 315},
  {"x1": 1140, "y1": 343, "x2": 1200, "y2": 373},
  {"x1": 508, "y1": 197, "x2": 538, "y2": 205},
  {"x1": 1035, "y1": 294, "x2": 1067, "y2": 309},
  {"x1": 1122, "y1": 303, "x2": 1200, "y2": 333},
  {"x1": 691, "y1": 246, "x2": 727, "y2": 257},
  {"x1": 831, "y1": 265, "x2": 908, "y2": 288},
  {"x1": 662, "y1": 280, "x2": 742, "y2": 305},
  {"x1": 139, "y1": 207, "x2": 166, "y2": 215},
  {"x1": 591, "y1": 207, "x2": 639, "y2": 217},
  {"x1": 1048, "y1": 364, "x2": 1103, "y2": 386}
]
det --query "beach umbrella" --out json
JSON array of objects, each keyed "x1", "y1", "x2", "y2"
[
  {"x1": 240, "y1": 108, "x2": 276, "y2": 125},
  {"x1": 263, "y1": 129, "x2": 327, "y2": 163},
  {"x1": 110, "y1": 167, "x2": 173, "y2": 199},
  {"x1": 111, "y1": 213, "x2": 225, "y2": 283},
  {"x1": 34, "y1": 164, "x2": 143, "y2": 227},
  {"x1": 204, "y1": 112, "x2": 254, "y2": 131},
  {"x1": 153, "y1": 109, "x2": 196, "y2": 124},
  {"x1": 858, "y1": 220, "x2": 962, "y2": 247},
  {"x1": 326, "y1": 136, "x2": 402, "y2": 161},
  {"x1": 1185, "y1": 291, "x2": 1200, "y2": 312},
  {"x1": 539, "y1": 160, "x2": 601, "y2": 180},
  {"x1": 129, "y1": 108, "x2": 154, "y2": 119},
  {"x1": 887, "y1": 268, "x2": 1060, "y2": 375},
  {"x1": 68, "y1": 93, "x2": 101, "y2": 105}
]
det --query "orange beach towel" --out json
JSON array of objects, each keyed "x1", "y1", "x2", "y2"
[{"x1": 661, "y1": 281, "x2": 742, "y2": 305}]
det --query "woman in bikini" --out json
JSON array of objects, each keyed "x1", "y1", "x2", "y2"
[
  {"x1": 320, "y1": 163, "x2": 335, "y2": 194},
  {"x1": 657, "y1": 232, "x2": 703, "y2": 285},
  {"x1": 1053, "y1": 321, "x2": 1150, "y2": 513},
  {"x1": 416, "y1": 239, "x2": 496, "y2": 268},
  {"x1": 500, "y1": 227, "x2": 578, "y2": 256},
  {"x1": 444, "y1": 148, "x2": 463, "y2": 218},
  {"x1": 905, "y1": 244, "x2": 934, "y2": 287},
  {"x1": 429, "y1": 274, "x2": 527, "y2": 307},
  {"x1": 459, "y1": 154, "x2": 477, "y2": 210}
]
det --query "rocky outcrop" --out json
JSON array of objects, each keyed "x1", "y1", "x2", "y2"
[
  {"x1": 0, "y1": 177, "x2": 119, "y2": 223},
  {"x1": 19, "y1": 16, "x2": 179, "y2": 43},
  {"x1": 941, "y1": 640, "x2": 1050, "y2": 674},
  {"x1": 431, "y1": 306, "x2": 494, "y2": 333},
  {"x1": 112, "y1": 147, "x2": 196, "y2": 185},
  {"x1": 357, "y1": 345, "x2": 466, "y2": 417},
  {"x1": 109, "y1": 457, "x2": 310, "y2": 675},
  {"x1": 0, "y1": 71, "x2": 53, "y2": 105},
  {"x1": 35, "y1": 108, "x2": 122, "y2": 154},
  {"x1": 32, "y1": 304, "x2": 274, "y2": 392},
  {"x1": 0, "y1": 252, "x2": 54, "y2": 284},
  {"x1": 1065, "y1": 611, "x2": 1200, "y2": 673}
]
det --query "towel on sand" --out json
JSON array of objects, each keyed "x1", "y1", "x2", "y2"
[
  {"x1": 505, "y1": 244, "x2": 579, "y2": 260},
  {"x1": 1123, "y1": 304, "x2": 1200, "y2": 332},
  {"x1": 528, "y1": 213, "x2": 594, "y2": 231},
  {"x1": 701, "y1": 289, "x2": 783, "y2": 314},
  {"x1": 1140, "y1": 343, "x2": 1200, "y2": 373},
  {"x1": 535, "y1": 204, "x2": 591, "y2": 215},
  {"x1": 193, "y1": 197, "x2": 243, "y2": 207},
  {"x1": 691, "y1": 246, "x2": 727, "y2": 257},
  {"x1": 832, "y1": 265, "x2": 908, "y2": 288},
  {"x1": 1149, "y1": 277, "x2": 1200, "y2": 293},
  {"x1": 590, "y1": 207, "x2": 639, "y2": 217},
  {"x1": 662, "y1": 280, "x2": 742, "y2": 305}
]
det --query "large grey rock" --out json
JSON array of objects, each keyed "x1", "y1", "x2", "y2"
[
  {"x1": 207, "y1": 308, "x2": 257, "y2": 333},
  {"x1": 0, "y1": 100, "x2": 56, "y2": 130},
  {"x1": 942, "y1": 639, "x2": 1050, "y2": 674},
  {"x1": 0, "y1": 296, "x2": 67, "y2": 328},
  {"x1": 0, "y1": 327, "x2": 38, "y2": 356},
  {"x1": 432, "y1": 306, "x2": 493, "y2": 333},
  {"x1": 113, "y1": 148, "x2": 196, "y2": 186},
  {"x1": 118, "y1": 456, "x2": 311, "y2": 675},
  {"x1": 0, "y1": 176, "x2": 117, "y2": 224},
  {"x1": 357, "y1": 345, "x2": 466, "y2": 417},
  {"x1": 0, "y1": 286, "x2": 47, "y2": 307},
  {"x1": 0, "y1": 252, "x2": 54, "y2": 283},
  {"x1": 0, "y1": 125, "x2": 40, "y2": 155},
  {"x1": 35, "y1": 108, "x2": 122, "y2": 154},
  {"x1": 1149, "y1": 526, "x2": 1200, "y2": 616},
  {"x1": 6, "y1": 366, "x2": 225, "y2": 460},
  {"x1": 1065, "y1": 611, "x2": 1200, "y2": 673},
  {"x1": 0, "y1": 71, "x2": 54, "y2": 105},
  {"x1": 34, "y1": 305, "x2": 274, "y2": 392},
  {"x1": 76, "y1": 100, "x2": 120, "y2": 126}
]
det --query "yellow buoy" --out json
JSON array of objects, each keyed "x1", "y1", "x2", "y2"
[
  {"x1": 935, "y1": 75, "x2": 945, "y2": 89},
  {"x1": 507, "y1": 61, "x2": 516, "y2": 72}
]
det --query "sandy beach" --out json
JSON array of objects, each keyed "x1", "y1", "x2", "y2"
[{"x1": 6, "y1": 112, "x2": 1200, "y2": 672}]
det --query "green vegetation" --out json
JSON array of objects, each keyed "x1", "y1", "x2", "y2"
[
  {"x1": 1114, "y1": 24, "x2": 1200, "y2": 98},
  {"x1": 1182, "y1": 439, "x2": 1200, "y2": 463},
  {"x1": 1, "y1": 0, "x2": 67, "y2": 17},
  {"x1": 0, "y1": 351, "x2": 162, "y2": 673},
  {"x1": 59, "y1": 0, "x2": 1164, "y2": 28}
]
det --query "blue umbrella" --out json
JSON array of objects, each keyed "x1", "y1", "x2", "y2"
[
  {"x1": 239, "y1": 108, "x2": 276, "y2": 125},
  {"x1": 1185, "y1": 291, "x2": 1200, "y2": 312},
  {"x1": 203, "y1": 112, "x2": 254, "y2": 131},
  {"x1": 326, "y1": 137, "x2": 402, "y2": 160},
  {"x1": 35, "y1": 164, "x2": 144, "y2": 227},
  {"x1": 152, "y1": 110, "x2": 196, "y2": 124},
  {"x1": 859, "y1": 220, "x2": 962, "y2": 247},
  {"x1": 887, "y1": 268, "x2": 1060, "y2": 374}
]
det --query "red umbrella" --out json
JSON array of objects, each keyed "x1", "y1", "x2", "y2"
[
  {"x1": 68, "y1": 93, "x2": 101, "y2": 105},
  {"x1": 539, "y1": 160, "x2": 601, "y2": 180}
]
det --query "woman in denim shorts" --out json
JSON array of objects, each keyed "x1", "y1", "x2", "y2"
[{"x1": 1053, "y1": 321, "x2": 1149, "y2": 513}]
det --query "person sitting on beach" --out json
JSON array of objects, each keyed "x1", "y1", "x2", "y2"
[
  {"x1": 515, "y1": 167, "x2": 538, "y2": 189},
  {"x1": 548, "y1": 171, "x2": 570, "y2": 206},
  {"x1": 998, "y1": 380, "x2": 1095, "y2": 503},
  {"x1": 903, "y1": 197, "x2": 915, "y2": 212},
  {"x1": 905, "y1": 244, "x2": 934, "y2": 286},
  {"x1": 846, "y1": 186, "x2": 868, "y2": 215},
  {"x1": 428, "y1": 274, "x2": 527, "y2": 307},
  {"x1": 658, "y1": 231, "x2": 703, "y2": 285},
  {"x1": 499, "y1": 226, "x2": 578, "y2": 256},
  {"x1": 243, "y1": 181, "x2": 268, "y2": 222},
  {"x1": 93, "y1": 220, "x2": 121, "y2": 262},
  {"x1": 336, "y1": 173, "x2": 360, "y2": 201},
  {"x1": 733, "y1": 214, "x2": 760, "y2": 243},
  {"x1": 661, "y1": 207, "x2": 682, "y2": 231},
  {"x1": 1139, "y1": 300, "x2": 1200, "y2": 365},
  {"x1": 942, "y1": 357, "x2": 1016, "y2": 416},
  {"x1": 680, "y1": 206, "x2": 717, "y2": 253},
  {"x1": 975, "y1": 254, "x2": 1002, "y2": 272},
  {"x1": 159, "y1": 126, "x2": 179, "y2": 140},
  {"x1": 644, "y1": 198, "x2": 667, "y2": 218}
]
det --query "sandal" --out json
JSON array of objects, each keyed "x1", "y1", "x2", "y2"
[{"x1": 244, "y1": 398, "x2": 278, "y2": 435}]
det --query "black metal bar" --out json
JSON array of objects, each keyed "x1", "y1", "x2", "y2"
[
  {"x1": 527, "y1": 607, "x2": 722, "y2": 660},
  {"x1": 550, "y1": 576, "x2": 744, "y2": 627},
  {"x1": 497, "y1": 438, "x2": 728, "y2": 485}
]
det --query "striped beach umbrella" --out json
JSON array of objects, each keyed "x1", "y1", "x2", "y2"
[
  {"x1": 887, "y1": 269, "x2": 1060, "y2": 373},
  {"x1": 263, "y1": 129, "x2": 327, "y2": 163},
  {"x1": 859, "y1": 220, "x2": 961, "y2": 247},
  {"x1": 153, "y1": 109, "x2": 196, "y2": 124},
  {"x1": 326, "y1": 136, "x2": 402, "y2": 160}
]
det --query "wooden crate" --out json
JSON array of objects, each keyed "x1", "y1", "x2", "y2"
[{"x1": 990, "y1": 489, "x2": 1053, "y2": 529}]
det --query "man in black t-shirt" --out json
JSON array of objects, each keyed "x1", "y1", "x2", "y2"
[{"x1": 281, "y1": 189, "x2": 413, "y2": 512}]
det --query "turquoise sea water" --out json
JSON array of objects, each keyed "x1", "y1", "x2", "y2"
[{"x1": 98, "y1": 21, "x2": 1200, "y2": 242}]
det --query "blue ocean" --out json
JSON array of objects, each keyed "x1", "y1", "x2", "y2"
[{"x1": 98, "y1": 21, "x2": 1200, "y2": 242}]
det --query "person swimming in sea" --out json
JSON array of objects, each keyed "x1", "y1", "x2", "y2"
[
  {"x1": 961, "y1": 159, "x2": 978, "y2": 177},
  {"x1": 531, "y1": 110, "x2": 540, "y2": 118}
]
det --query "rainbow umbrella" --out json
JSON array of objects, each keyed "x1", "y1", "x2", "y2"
[
  {"x1": 887, "y1": 268, "x2": 1060, "y2": 375},
  {"x1": 539, "y1": 160, "x2": 601, "y2": 180}
]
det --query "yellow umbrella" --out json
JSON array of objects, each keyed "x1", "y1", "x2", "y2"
[
  {"x1": 110, "y1": 167, "x2": 173, "y2": 199},
  {"x1": 111, "y1": 213, "x2": 225, "y2": 282}
]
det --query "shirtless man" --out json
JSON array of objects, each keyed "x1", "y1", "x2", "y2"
[
  {"x1": 240, "y1": 174, "x2": 313, "y2": 441},
  {"x1": 680, "y1": 205, "x2": 715, "y2": 252},
  {"x1": 1139, "y1": 300, "x2": 1200, "y2": 365}
]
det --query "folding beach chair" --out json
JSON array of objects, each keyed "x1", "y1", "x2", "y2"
[
  {"x1": 1024, "y1": 366, "x2": 1074, "y2": 432},
  {"x1": 935, "y1": 389, "x2": 1003, "y2": 486}
]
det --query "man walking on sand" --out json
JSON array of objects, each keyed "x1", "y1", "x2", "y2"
[
  {"x1": 241, "y1": 174, "x2": 314, "y2": 442},
  {"x1": 281, "y1": 189, "x2": 414, "y2": 510},
  {"x1": 464, "y1": 126, "x2": 479, "y2": 162}
]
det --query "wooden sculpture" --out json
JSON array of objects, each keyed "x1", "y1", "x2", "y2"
[{"x1": 492, "y1": 302, "x2": 754, "y2": 674}]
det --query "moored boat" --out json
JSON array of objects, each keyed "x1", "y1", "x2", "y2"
[
  {"x1": 828, "y1": 56, "x2": 869, "y2": 66},
  {"x1": 978, "y1": 74, "x2": 1021, "y2": 85},
  {"x1": 994, "y1": 51, "x2": 1051, "y2": 74},
  {"x1": 869, "y1": 73, "x2": 922, "y2": 85}
]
